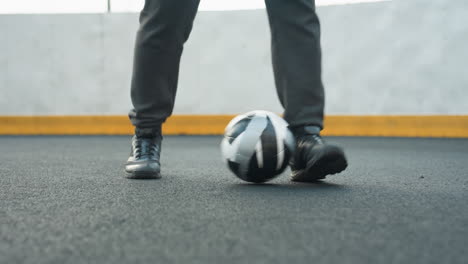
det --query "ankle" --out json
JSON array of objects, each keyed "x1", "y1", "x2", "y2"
[
  {"x1": 290, "y1": 125, "x2": 321, "y2": 137},
  {"x1": 135, "y1": 126, "x2": 162, "y2": 138}
]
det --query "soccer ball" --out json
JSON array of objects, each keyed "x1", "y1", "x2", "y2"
[{"x1": 221, "y1": 110, "x2": 296, "y2": 183}]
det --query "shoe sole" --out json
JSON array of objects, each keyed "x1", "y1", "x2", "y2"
[
  {"x1": 291, "y1": 149, "x2": 348, "y2": 182},
  {"x1": 125, "y1": 171, "x2": 161, "y2": 180}
]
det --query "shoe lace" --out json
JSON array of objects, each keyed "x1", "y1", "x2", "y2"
[
  {"x1": 135, "y1": 137, "x2": 158, "y2": 159},
  {"x1": 311, "y1": 134, "x2": 323, "y2": 144}
]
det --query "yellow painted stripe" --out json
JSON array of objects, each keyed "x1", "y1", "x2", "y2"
[{"x1": 0, "y1": 115, "x2": 467, "y2": 138}]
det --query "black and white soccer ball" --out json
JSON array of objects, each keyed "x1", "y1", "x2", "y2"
[{"x1": 221, "y1": 110, "x2": 296, "y2": 183}]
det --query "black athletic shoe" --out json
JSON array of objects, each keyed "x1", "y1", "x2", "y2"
[
  {"x1": 125, "y1": 131, "x2": 162, "y2": 179},
  {"x1": 290, "y1": 126, "x2": 347, "y2": 182}
]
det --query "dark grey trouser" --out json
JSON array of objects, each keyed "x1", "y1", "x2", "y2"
[{"x1": 129, "y1": 0, "x2": 325, "y2": 133}]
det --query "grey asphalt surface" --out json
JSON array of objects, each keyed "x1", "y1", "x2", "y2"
[{"x1": 1, "y1": 136, "x2": 467, "y2": 264}]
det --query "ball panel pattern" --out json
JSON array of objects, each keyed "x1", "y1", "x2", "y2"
[{"x1": 221, "y1": 111, "x2": 296, "y2": 183}]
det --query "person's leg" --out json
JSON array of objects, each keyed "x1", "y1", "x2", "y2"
[
  {"x1": 129, "y1": 0, "x2": 200, "y2": 135},
  {"x1": 265, "y1": 0, "x2": 347, "y2": 181},
  {"x1": 125, "y1": 0, "x2": 199, "y2": 179},
  {"x1": 265, "y1": 0, "x2": 324, "y2": 129}
]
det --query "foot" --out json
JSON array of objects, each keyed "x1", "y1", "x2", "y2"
[
  {"x1": 290, "y1": 126, "x2": 347, "y2": 182},
  {"x1": 125, "y1": 130, "x2": 162, "y2": 179}
]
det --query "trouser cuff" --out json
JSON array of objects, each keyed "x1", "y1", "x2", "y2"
[
  {"x1": 135, "y1": 127, "x2": 162, "y2": 138},
  {"x1": 289, "y1": 125, "x2": 321, "y2": 136}
]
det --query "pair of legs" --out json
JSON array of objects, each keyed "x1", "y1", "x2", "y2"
[
  {"x1": 125, "y1": 0, "x2": 347, "y2": 180},
  {"x1": 129, "y1": 0, "x2": 325, "y2": 132}
]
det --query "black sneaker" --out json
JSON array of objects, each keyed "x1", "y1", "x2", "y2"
[
  {"x1": 125, "y1": 129, "x2": 162, "y2": 179},
  {"x1": 290, "y1": 126, "x2": 347, "y2": 182}
]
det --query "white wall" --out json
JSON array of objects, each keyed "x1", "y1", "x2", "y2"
[
  {"x1": 1, "y1": 0, "x2": 467, "y2": 116},
  {"x1": 0, "y1": 0, "x2": 107, "y2": 13}
]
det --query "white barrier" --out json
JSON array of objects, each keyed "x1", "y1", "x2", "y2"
[{"x1": 0, "y1": 0, "x2": 467, "y2": 115}]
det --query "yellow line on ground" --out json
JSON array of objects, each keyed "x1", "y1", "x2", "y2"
[{"x1": 0, "y1": 115, "x2": 467, "y2": 138}]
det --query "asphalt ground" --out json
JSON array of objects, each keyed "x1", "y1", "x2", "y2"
[{"x1": 1, "y1": 136, "x2": 467, "y2": 264}]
